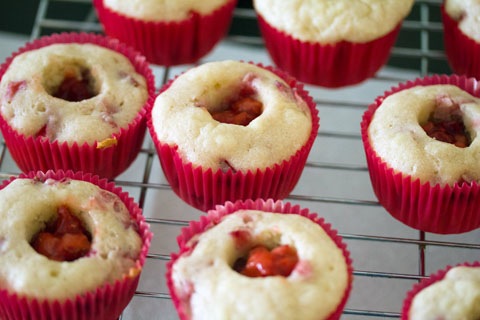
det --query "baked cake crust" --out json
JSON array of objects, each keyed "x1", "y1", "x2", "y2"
[
  {"x1": 171, "y1": 210, "x2": 349, "y2": 320},
  {"x1": 151, "y1": 60, "x2": 312, "y2": 172},
  {"x1": 0, "y1": 178, "x2": 142, "y2": 300},
  {"x1": 253, "y1": 0, "x2": 414, "y2": 43},
  {"x1": 408, "y1": 266, "x2": 480, "y2": 319},
  {"x1": 0, "y1": 43, "x2": 148, "y2": 145},
  {"x1": 368, "y1": 84, "x2": 480, "y2": 186},
  {"x1": 445, "y1": 0, "x2": 480, "y2": 41},
  {"x1": 103, "y1": 0, "x2": 231, "y2": 21}
]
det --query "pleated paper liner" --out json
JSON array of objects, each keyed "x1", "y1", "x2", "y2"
[
  {"x1": 0, "y1": 170, "x2": 152, "y2": 320},
  {"x1": 166, "y1": 198, "x2": 353, "y2": 320},
  {"x1": 400, "y1": 261, "x2": 480, "y2": 320},
  {"x1": 361, "y1": 74, "x2": 480, "y2": 234},
  {"x1": 94, "y1": 0, "x2": 237, "y2": 66},
  {"x1": 441, "y1": 4, "x2": 480, "y2": 79},
  {"x1": 0, "y1": 32, "x2": 156, "y2": 180},
  {"x1": 148, "y1": 62, "x2": 319, "y2": 212},
  {"x1": 256, "y1": 13, "x2": 401, "y2": 88}
]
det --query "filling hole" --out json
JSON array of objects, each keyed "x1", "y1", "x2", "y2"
[
  {"x1": 233, "y1": 244, "x2": 298, "y2": 278},
  {"x1": 44, "y1": 62, "x2": 99, "y2": 102},
  {"x1": 31, "y1": 205, "x2": 91, "y2": 262},
  {"x1": 210, "y1": 86, "x2": 263, "y2": 126},
  {"x1": 421, "y1": 99, "x2": 471, "y2": 148}
]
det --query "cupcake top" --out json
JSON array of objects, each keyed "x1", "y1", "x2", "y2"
[
  {"x1": 151, "y1": 60, "x2": 313, "y2": 172},
  {"x1": 445, "y1": 0, "x2": 480, "y2": 42},
  {"x1": 408, "y1": 266, "x2": 480, "y2": 319},
  {"x1": 368, "y1": 84, "x2": 480, "y2": 186},
  {"x1": 103, "y1": 0, "x2": 232, "y2": 22},
  {"x1": 171, "y1": 209, "x2": 349, "y2": 320},
  {"x1": 253, "y1": 0, "x2": 414, "y2": 43},
  {"x1": 0, "y1": 177, "x2": 142, "y2": 300},
  {"x1": 0, "y1": 43, "x2": 148, "y2": 145}
]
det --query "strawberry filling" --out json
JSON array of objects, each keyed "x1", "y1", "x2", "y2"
[
  {"x1": 4, "y1": 80, "x2": 27, "y2": 103},
  {"x1": 421, "y1": 97, "x2": 471, "y2": 148},
  {"x1": 211, "y1": 96, "x2": 263, "y2": 126},
  {"x1": 229, "y1": 229, "x2": 252, "y2": 249},
  {"x1": 31, "y1": 206, "x2": 91, "y2": 261},
  {"x1": 234, "y1": 244, "x2": 299, "y2": 277},
  {"x1": 52, "y1": 68, "x2": 97, "y2": 102}
]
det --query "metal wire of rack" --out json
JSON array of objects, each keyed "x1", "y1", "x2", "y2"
[{"x1": 1, "y1": 0, "x2": 479, "y2": 319}]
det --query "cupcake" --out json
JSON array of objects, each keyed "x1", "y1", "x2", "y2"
[
  {"x1": 361, "y1": 74, "x2": 480, "y2": 234},
  {"x1": 166, "y1": 198, "x2": 353, "y2": 320},
  {"x1": 148, "y1": 60, "x2": 319, "y2": 212},
  {"x1": 94, "y1": 0, "x2": 237, "y2": 66},
  {"x1": 0, "y1": 32, "x2": 155, "y2": 179},
  {"x1": 0, "y1": 170, "x2": 152, "y2": 320},
  {"x1": 253, "y1": 0, "x2": 414, "y2": 88},
  {"x1": 442, "y1": 0, "x2": 480, "y2": 79},
  {"x1": 401, "y1": 261, "x2": 480, "y2": 320}
]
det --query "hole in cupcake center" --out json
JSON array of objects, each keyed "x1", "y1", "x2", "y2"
[
  {"x1": 31, "y1": 205, "x2": 91, "y2": 262},
  {"x1": 421, "y1": 99, "x2": 471, "y2": 148},
  {"x1": 210, "y1": 89, "x2": 263, "y2": 126},
  {"x1": 45, "y1": 62, "x2": 98, "y2": 102},
  {"x1": 233, "y1": 244, "x2": 299, "y2": 277}
]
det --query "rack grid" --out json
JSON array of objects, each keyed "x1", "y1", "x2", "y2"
[{"x1": 2, "y1": 0, "x2": 478, "y2": 319}]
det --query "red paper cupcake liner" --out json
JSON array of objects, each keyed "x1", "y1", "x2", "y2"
[
  {"x1": 148, "y1": 62, "x2": 319, "y2": 212},
  {"x1": 361, "y1": 74, "x2": 480, "y2": 234},
  {"x1": 0, "y1": 170, "x2": 152, "y2": 320},
  {"x1": 166, "y1": 198, "x2": 354, "y2": 320},
  {"x1": 94, "y1": 0, "x2": 237, "y2": 66},
  {"x1": 441, "y1": 4, "x2": 480, "y2": 79},
  {"x1": 256, "y1": 14, "x2": 402, "y2": 88},
  {"x1": 401, "y1": 261, "x2": 480, "y2": 320},
  {"x1": 0, "y1": 32, "x2": 156, "y2": 180}
]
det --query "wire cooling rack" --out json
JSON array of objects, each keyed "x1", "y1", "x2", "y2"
[{"x1": 2, "y1": 0, "x2": 478, "y2": 319}]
